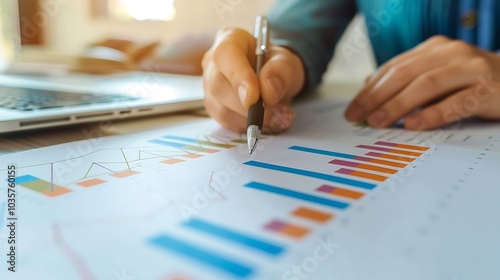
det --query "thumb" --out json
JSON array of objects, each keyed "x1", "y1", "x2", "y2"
[{"x1": 258, "y1": 46, "x2": 305, "y2": 107}]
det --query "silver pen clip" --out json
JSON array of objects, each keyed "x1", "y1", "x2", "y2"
[{"x1": 254, "y1": 15, "x2": 269, "y2": 56}]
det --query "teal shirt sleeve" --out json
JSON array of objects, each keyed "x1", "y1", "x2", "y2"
[{"x1": 267, "y1": 0, "x2": 357, "y2": 92}]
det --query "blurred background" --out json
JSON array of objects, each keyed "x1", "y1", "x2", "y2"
[{"x1": 2, "y1": 0, "x2": 376, "y2": 83}]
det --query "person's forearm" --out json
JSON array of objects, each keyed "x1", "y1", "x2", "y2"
[{"x1": 268, "y1": 0, "x2": 357, "y2": 93}]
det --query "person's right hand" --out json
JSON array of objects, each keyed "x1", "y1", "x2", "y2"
[{"x1": 202, "y1": 28, "x2": 306, "y2": 133}]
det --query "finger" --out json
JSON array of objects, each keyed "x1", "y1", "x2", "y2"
[
  {"x1": 366, "y1": 63, "x2": 482, "y2": 128},
  {"x1": 204, "y1": 61, "x2": 246, "y2": 115},
  {"x1": 346, "y1": 56, "x2": 441, "y2": 122},
  {"x1": 403, "y1": 88, "x2": 477, "y2": 130},
  {"x1": 212, "y1": 30, "x2": 260, "y2": 109},
  {"x1": 204, "y1": 62, "x2": 294, "y2": 133},
  {"x1": 346, "y1": 36, "x2": 453, "y2": 122},
  {"x1": 264, "y1": 103, "x2": 295, "y2": 134},
  {"x1": 204, "y1": 89, "x2": 247, "y2": 132},
  {"x1": 363, "y1": 35, "x2": 452, "y2": 91},
  {"x1": 258, "y1": 46, "x2": 305, "y2": 107}
]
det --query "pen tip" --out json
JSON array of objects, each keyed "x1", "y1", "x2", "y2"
[
  {"x1": 247, "y1": 137, "x2": 259, "y2": 155},
  {"x1": 247, "y1": 125, "x2": 261, "y2": 155}
]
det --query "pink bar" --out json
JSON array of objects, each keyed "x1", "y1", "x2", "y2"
[
  {"x1": 335, "y1": 168, "x2": 353, "y2": 175},
  {"x1": 317, "y1": 185, "x2": 335, "y2": 193},
  {"x1": 329, "y1": 159, "x2": 360, "y2": 168},
  {"x1": 374, "y1": 141, "x2": 397, "y2": 147},
  {"x1": 265, "y1": 220, "x2": 286, "y2": 231},
  {"x1": 349, "y1": 156, "x2": 373, "y2": 162},
  {"x1": 374, "y1": 141, "x2": 428, "y2": 151},
  {"x1": 365, "y1": 152, "x2": 414, "y2": 162},
  {"x1": 356, "y1": 145, "x2": 392, "y2": 153},
  {"x1": 357, "y1": 145, "x2": 422, "y2": 157},
  {"x1": 367, "y1": 152, "x2": 386, "y2": 157},
  {"x1": 330, "y1": 156, "x2": 364, "y2": 164}
]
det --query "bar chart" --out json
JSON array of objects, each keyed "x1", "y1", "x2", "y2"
[
  {"x1": 148, "y1": 139, "x2": 430, "y2": 278},
  {"x1": 149, "y1": 135, "x2": 237, "y2": 164},
  {"x1": 16, "y1": 175, "x2": 72, "y2": 197},
  {"x1": 239, "y1": 141, "x2": 427, "y2": 270},
  {"x1": 14, "y1": 134, "x2": 240, "y2": 197}
]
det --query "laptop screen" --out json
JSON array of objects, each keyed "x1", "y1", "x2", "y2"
[{"x1": 0, "y1": 0, "x2": 20, "y2": 71}]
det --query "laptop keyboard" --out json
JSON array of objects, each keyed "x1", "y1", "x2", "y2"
[{"x1": 0, "y1": 85, "x2": 140, "y2": 111}]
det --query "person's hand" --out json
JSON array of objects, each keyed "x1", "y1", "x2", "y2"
[
  {"x1": 345, "y1": 35, "x2": 500, "y2": 130},
  {"x1": 202, "y1": 28, "x2": 305, "y2": 133}
]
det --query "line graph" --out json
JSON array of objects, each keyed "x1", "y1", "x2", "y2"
[{"x1": 6, "y1": 133, "x2": 242, "y2": 198}]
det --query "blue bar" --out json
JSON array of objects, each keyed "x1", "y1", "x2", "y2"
[
  {"x1": 149, "y1": 139, "x2": 185, "y2": 149},
  {"x1": 15, "y1": 175, "x2": 39, "y2": 184},
  {"x1": 289, "y1": 146, "x2": 357, "y2": 159},
  {"x1": 150, "y1": 234, "x2": 254, "y2": 278},
  {"x1": 183, "y1": 219, "x2": 284, "y2": 255},
  {"x1": 162, "y1": 135, "x2": 198, "y2": 143},
  {"x1": 244, "y1": 161, "x2": 376, "y2": 190},
  {"x1": 244, "y1": 182, "x2": 349, "y2": 209}
]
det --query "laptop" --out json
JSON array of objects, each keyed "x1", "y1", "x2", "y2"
[{"x1": 0, "y1": 1, "x2": 204, "y2": 134}]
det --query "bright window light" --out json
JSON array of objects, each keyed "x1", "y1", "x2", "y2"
[{"x1": 107, "y1": 0, "x2": 176, "y2": 21}]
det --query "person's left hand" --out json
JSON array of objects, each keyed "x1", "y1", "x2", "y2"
[{"x1": 344, "y1": 35, "x2": 500, "y2": 130}]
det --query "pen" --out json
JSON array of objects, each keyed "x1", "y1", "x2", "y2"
[{"x1": 247, "y1": 15, "x2": 269, "y2": 155}]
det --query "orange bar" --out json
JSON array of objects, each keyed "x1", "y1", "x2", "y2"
[
  {"x1": 182, "y1": 153, "x2": 203, "y2": 159},
  {"x1": 43, "y1": 187, "x2": 72, "y2": 197},
  {"x1": 351, "y1": 170, "x2": 387, "y2": 182},
  {"x1": 365, "y1": 152, "x2": 414, "y2": 162},
  {"x1": 77, "y1": 178, "x2": 106, "y2": 187},
  {"x1": 395, "y1": 144, "x2": 428, "y2": 151},
  {"x1": 111, "y1": 170, "x2": 140, "y2": 178},
  {"x1": 317, "y1": 185, "x2": 364, "y2": 199},
  {"x1": 375, "y1": 141, "x2": 429, "y2": 151},
  {"x1": 388, "y1": 149, "x2": 422, "y2": 157},
  {"x1": 366, "y1": 158, "x2": 407, "y2": 168},
  {"x1": 336, "y1": 168, "x2": 387, "y2": 182},
  {"x1": 331, "y1": 187, "x2": 364, "y2": 199},
  {"x1": 161, "y1": 158, "x2": 185, "y2": 164},
  {"x1": 202, "y1": 148, "x2": 219, "y2": 154},
  {"x1": 281, "y1": 224, "x2": 310, "y2": 239},
  {"x1": 292, "y1": 207, "x2": 333, "y2": 223},
  {"x1": 330, "y1": 159, "x2": 397, "y2": 174}
]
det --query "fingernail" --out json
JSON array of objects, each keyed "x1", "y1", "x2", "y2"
[
  {"x1": 345, "y1": 106, "x2": 364, "y2": 122},
  {"x1": 270, "y1": 110, "x2": 293, "y2": 132},
  {"x1": 238, "y1": 84, "x2": 247, "y2": 105},
  {"x1": 405, "y1": 115, "x2": 422, "y2": 130},
  {"x1": 267, "y1": 77, "x2": 284, "y2": 99},
  {"x1": 368, "y1": 110, "x2": 387, "y2": 126}
]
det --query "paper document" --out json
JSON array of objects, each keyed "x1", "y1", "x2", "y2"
[{"x1": 0, "y1": 97, "x2": 499, "y2": 280}]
